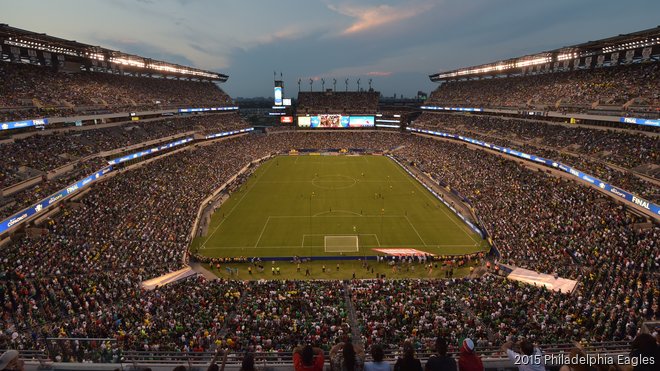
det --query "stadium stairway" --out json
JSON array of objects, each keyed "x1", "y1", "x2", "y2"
[
  {"x1": 453, "y1": 280, "x2": 496, "y2": 342},
  {"x1": 343, "y1": 281, "x2": 362, "y2": 346}
]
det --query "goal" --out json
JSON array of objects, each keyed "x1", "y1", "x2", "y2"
[{"x1": 324, "y1": 235, "x2": 359, "y2": 253}]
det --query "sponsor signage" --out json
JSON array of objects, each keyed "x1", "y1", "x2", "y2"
[
  {"x1": 178, "y1": 106, "x2": 239, "y2": 113},
  {"x1": 0, "y1": 166, "x2": 113, "y2": 234},
  {"x1": 205, "y1": 127, "x2": 254, "y2": 140},
  {"x1": 407, "y1": 127, "x2": 660, "y2": 216},
  {"x1": 108, "y1": 137, "x2": 195, "y2": 165},
  {"x1": 618, "y1": 117, "x2": 660, "y2": 128},
  {"x1": 420, "y1": 106, "x2": 483, "y2": 112},
  {"x1": 0, "y1": 118, "x2": 49, "y2": 131}
]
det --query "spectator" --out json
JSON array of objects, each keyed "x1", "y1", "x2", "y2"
[
  {"x1": 502, "y1": 339, "x2": 545, "y2": 371},
  {"x1": 629, "y1": 334, "x2": 659, "y2": 371},
  {"x1": 240, "y1": 353, "x2": 257, "y2": 371},
  {"x1": 294, "y1": 345, "x2": 325, "y2": 371},
  {"x1": 458, "y1": 339, "x2": 483, "y2": 371},
  {"x1": 331, "y1": 340, "x2": 365, "y2": 371},
  {"x1": 393, "y1": 342, "x2": 422, "y2": 371},
  {"x1": 425, "y1": 337, "x2": 457, "y2": 371},
  {"x1": 365, "y1": 345, "x2": 390, "y2": 371}
]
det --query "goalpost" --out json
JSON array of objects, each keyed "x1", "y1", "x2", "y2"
[{"x1": 324, "y1": 235, "x2": 359, "y2": 253}]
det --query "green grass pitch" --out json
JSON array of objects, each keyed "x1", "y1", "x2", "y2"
[{"x1": 191, "y1": 155, "x2": 488, "y2": 258}]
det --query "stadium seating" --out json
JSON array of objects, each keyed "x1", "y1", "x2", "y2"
[
  {"x1": 1, "y1": 131, "x2": 657, "y2": 364},
  {"x1": 0, "y1": 61, "x2": 233, "y2": 122},
  {"x1": 426, "y1": 63, "x2": 659, "y2": 115},
  {"x1": 414, "y1": 112, "x2": 660, "y2": 201},
  {"x1": 0, "y1": 113, "x2": 248, "y2": 219}
]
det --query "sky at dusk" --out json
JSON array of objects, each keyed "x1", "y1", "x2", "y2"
[{"x1": 3, "y1": 0, "x2": 659, "y2": 98}]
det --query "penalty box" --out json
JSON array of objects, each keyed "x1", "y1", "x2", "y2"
[
  {"x1": 254, "y1": 215, "x2": 421, "y2": 250},
  {"x1": 324, "y1": 235, "x2": 359, "y2": 252}
]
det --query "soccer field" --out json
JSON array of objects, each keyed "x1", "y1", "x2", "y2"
[{"x1": 192, "y1": 155, "x2": 488, "y2": 258}]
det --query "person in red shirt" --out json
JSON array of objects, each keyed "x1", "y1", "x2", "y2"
[
  {"x1": 458, "y1": 338, "x2": 484, "y2": 371},
  {"x1": 294, "y1": 344, "x2": 325, "y2": 371}
]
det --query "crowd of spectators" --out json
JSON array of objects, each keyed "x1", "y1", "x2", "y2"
[
  {"x1": 0, "y1": 61, "x2": 232, "y2": 122},
  {"x1": 0, "y1": 130, "x2": 658, "y2": 362},
  {"x1": 297, "y1": 91, "x2": 379, "y2": 114},
  {"x1": 415, "y1": 113, "x2": 658, "y2": 171},
  {"x1": 228, "y1": 280, "x2": 349, "y2": 352},
  {"x1": 0, "y1": 157, "x2": 107, "y2": 219},
  {"x1": 413, "y1": 112, "x2": 660, "y2": 198},
  {"x1": 0, "y1": 112, "x2": 247, "y2": 190},
  {"x1": 427, "y1": 63, "x2": 659, "y2": 114},
  {"x1": 352, "y1": 273, "x2": 658, "y2": 351},
  {"x1": 396, "y1": 135, "x2": 658, "y2": 278}
]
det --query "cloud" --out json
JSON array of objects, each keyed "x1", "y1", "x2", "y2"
[
  {"x1": 91, "y1": 37, "x2": 196, "y2": 67},
  {"x1": 366, "y1": 71, "x2": 392, "y2": 77},
  {"x1": 328, "y1": 1, "x2": 436, "y2": 35}
]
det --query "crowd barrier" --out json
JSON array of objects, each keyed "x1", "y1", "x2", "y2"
[{"x1": 4, "y1": 340, "x2": 634, "y2": 370}]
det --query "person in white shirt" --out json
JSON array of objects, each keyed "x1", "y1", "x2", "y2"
[{"x1": 502, "y1": 339, "x2": 546, "y2": 371}]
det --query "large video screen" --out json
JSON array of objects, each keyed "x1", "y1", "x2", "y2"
[
  {"x1": 297, "y1": 115, "x2": 375, "y2": 128},
  {"x1": 274, "y1": 87, "x2": 283, "y2": 105},
  {"x1": 318, "y1": 114, "x2": 344, "y2": 128},
  {"x1": 348, "y1": 116, "x2": 374, "y2": 127}
]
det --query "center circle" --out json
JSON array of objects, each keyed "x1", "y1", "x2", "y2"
[{"x1": 311, "y1": 175, "x2": 357, "y2": 190}]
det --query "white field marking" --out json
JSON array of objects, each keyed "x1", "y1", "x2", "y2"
[
  {"x1": 303, "y1": 233, "x2": 380, "y2": 236},
  {"x1": 374, "y1": 234, "x2": 382, "y2": 247},
  {"x1": 404, "y1": 215, "x2": 428, "y2": 246},
  {"x1": 324, "y1": 235, "x2": 359, "y2": 253},
  {"x1": 311, "y1": 175, "x2": 357, "y2": 190},
  {"x1": 254, "y1": 216, "x2": 271, "y2": 248},
  {"x1": 303, "y1": 233, "x2": 378, "y2": 250},
  {"x1": 268, "y1": 214, "x2": 408, "y2": 218},
  {"x1": 258, "y1": 180, "x2": 407, "y2": 183},
  {"x1": 388, "y1": 158, "x2": 479, "y2": 244},
  {"x1": 312, "y1": 210, "x2": 362, "y2": 217},
  {"x1": 201, "y1": 243, "x2": 480, "y2": 250},
  {"x1": 199, "y1": 160, "x2": 275, "y2": 249}
]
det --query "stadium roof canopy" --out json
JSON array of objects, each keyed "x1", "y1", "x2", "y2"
[
  {"x1": 430, "y1": 26, "x2": 660, "y2": 82},
  {"x1": 0, "y1": 24, "x2": 228, "y2": 82}
]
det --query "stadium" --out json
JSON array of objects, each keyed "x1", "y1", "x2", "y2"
[{"x1": 0, "y1": 3, "x2": 659, "y2": 371}]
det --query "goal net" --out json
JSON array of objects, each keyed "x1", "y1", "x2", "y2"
[{"x1": 324, "y1": 235, "x2": 359, "y2": 253}]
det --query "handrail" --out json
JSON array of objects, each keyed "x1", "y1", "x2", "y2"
[{"x1": 4, "y1": 341, "x2": 633, "y2": 365}]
